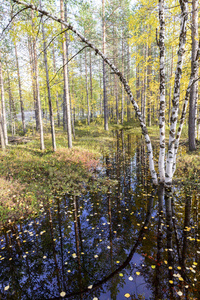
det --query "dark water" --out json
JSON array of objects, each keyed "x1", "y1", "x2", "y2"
[{"x1": 0, "y1": 131, "x2": 200, "y2": 299}]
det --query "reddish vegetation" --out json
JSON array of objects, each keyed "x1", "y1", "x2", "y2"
[{"x1": 54, "y1": 148, "x2": 100, "y2": 171}]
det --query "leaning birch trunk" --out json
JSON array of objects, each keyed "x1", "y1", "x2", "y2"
[
  {"x1": 158, "y1": 0, "x2": 166, "y2": 183},
  {"x1": 60, "y1": 0, "x2": 72, "y2": 148},
  {"x1": 102, "y1": 0, "x2": 108, "y2": 131},
  {"x1": 0, "y1": 51, "x2": 8, "y2": 145},
  {"x1": 41, "y1": 8, "x2": 56, "y2": 152},
  {"x1": 12, "y1": 0, "x2": 158, "y2": 185},
  {"x1": 172, "y1": 46, "x2": 200, "y2": 175},
  {"x1": 165, "y1": 0, "x2": 188, "y2": 185}
]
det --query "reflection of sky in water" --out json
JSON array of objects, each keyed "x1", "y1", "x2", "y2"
[{"x1": 0, "y1": 132, "x2": 200, "y2": 299}]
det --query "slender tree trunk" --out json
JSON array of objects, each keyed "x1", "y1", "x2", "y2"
[
  {"x1": 102, "y1": 0, "x2": 108, "y2": 130},
  {"x1": 166, "y1": 0, "x2": 188, "y2": 185},
  {"x1": 158, "y1": 0, "x2": 166, "y2": 183},
  {"x1": 14, "y1": 42, "x2": 26, "y2": 134},
  {"x1": 121, "y1": 30, "x2": 124, "y2": 124},
  {"x1": 60, "y1": 0, "x2": 72, "y2": 148},
  {"x1": 28, "y1": 37, "x2": 39, "y2": 131},
  {"x1": 6, "y1": 66, "x2": 16, "y2": 135},
  {"x1": 41, "y1": 9, "x2": 56, "y2": 152},
  {"x1": 188, "y1": 0, "x2": 198, "y2": 151},
  {"x1": 52, "y1": 44, "x2": 61, "y2": 127},
  {"x1": 89, "y1": 49, "x2": 93, "y2": 121},
  {"x1": 0, "y1": 51, "x2": 8, "y2": 145},
  {"x1": 168, "y1": 46, "x2": 173, "y2": 125},
  {"x1": 31, "y1": 9, "x2": 45, "y2": 150},
  {"x1": 127, "y1": 42, "x2": 131, "y2": 122},
  {"x1": 84, "y1": 47, "x2": 90, "y2": 125}
]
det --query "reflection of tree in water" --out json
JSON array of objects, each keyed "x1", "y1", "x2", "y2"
[{"x1": 0, "y1": 131, "x2": 200, "y2": 299}]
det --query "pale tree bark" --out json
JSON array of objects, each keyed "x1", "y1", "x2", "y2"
[
  {"x1": 0, "y1": 114, "x2": 5, "y2": 150},
  {"x1": 41, "y1": 8, "x2": 56, "y2": 152},
  {"x1": 60, "y1": 0, "x2": 72, "y2": 148},
  {"x1": 172, "y1": 47, "x2": 200, "y2": 175},
  {"x1": 31, "y1": 8, "x2": 45, "y2": 150},
  {"x1": 14, "y1": 42, "x2": 26, "y2": 134},
  {"x1": 6, "y1": 65, "x2": 16, "y2": 135},
  {"x1": 28, "y1": 37, "x2": 39, "y2": 131},
  {"x1": 165, "y1": 0, "x2": 188, "y2": 185},
  {"x1": 158, "y1": 0, "x2": 166, "y2": 183},
  {"x1": 52, "y1": 44, "x2": 60, "y2": 127},
  {"x1": 121, "y1": 30, "x2": 124, "y2": 124},
  {"x1": 102, "y1": 0, "x2": 108, "y2": 131},
  {"x1": 89, "y1": 49, "x2": 93, "y2": 121},
  {"x1": 84, "y1": 47, "x2": 90, "y2": 125},
  {"x1": 0, "y1": 51, "x2": 8, "y2": 145},
  {"x1": 12, "y1": 0, "x2": 158, "y2": 185},
  {"x1": 188, "y1": 0, "x2": 198, "y2": 151}
]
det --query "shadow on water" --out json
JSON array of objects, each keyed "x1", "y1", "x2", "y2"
[{"x1": 0, "y1": 130, "x2": 200, "y2": 300}]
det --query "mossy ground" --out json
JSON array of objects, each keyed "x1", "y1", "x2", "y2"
[{"x1": 0, "y1": 120, "x2": 199, "y2": 227}]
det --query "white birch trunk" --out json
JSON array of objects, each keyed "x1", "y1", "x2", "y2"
[
  {"x1": 172, "y1": 47, "x2": 200, "y2": 175},
  {"x1": 12, "y1": 0, "x2": 158, "y2": 185},
  {"x1": 158, "y1": 0, "x2": 166, "y2": 183},
  {"x1": 165, "y1": 0, "x2": 188, "y2": 185}
]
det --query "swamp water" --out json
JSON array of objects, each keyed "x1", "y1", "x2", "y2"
[{"x1": 0, "y1": 131, "x2": 200, "y2": 299}]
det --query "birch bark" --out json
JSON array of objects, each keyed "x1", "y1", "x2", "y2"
[
  {"x1": 158, "y1": 0, "x2": 166, "y2": 183},
  {"x1": 165, "y1": 0, "x2": 188, "y2": 185}
]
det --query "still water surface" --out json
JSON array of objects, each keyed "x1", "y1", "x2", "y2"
[{"x1": 0, "y1": 131, "x2": 199, "y2": 299}]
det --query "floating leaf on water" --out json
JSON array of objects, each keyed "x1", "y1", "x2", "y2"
[
  {"x1": 72, "y1": 253, "x2": 77, "y2": 258},
  {"x1": 177, "y1": 266, "x2": 181, "y2": 270},
  {"x1": 124, "y1": 293, "x2": 130, "y2": 298},
  {"x1": 177, "y1": 291, "x2": 183, "y2": 296},
  {"x1": 179, "y1": 277, "x2": 184, "y2": 281},
  {"x1": 93, "y1": 298, "x2": 98, "y2": 300},
  {"x1": 164, "y1": 260, "x2": 168, "y2": 264},
  {"x1": 43, "y1": 256, "x2": 47, "y2": 259},
  {"x1": 4, "y1": 285, "x2": 9, "y2": 291},
  {"x1": 119, "y1": 273, "x2": 123, "y2": 277},
  {"x1": 116, "y1": 261, "x2": 120, "y2": 264},
  {"x1": 60, "y1": 291, "x2": 66, "y2": 297},
  {"x1": 88, "y1": 285, "x2": 93, "y2": 289},
  {"x1": 128, "y1": 276, "x2": 133, "y2": 281},
  {"x1": 185, "y1": 285, "x2": 189, "y2": 288},
  {"x1": 169, "y1": 280, "x2": 173, "y2": 284},
  {"x1": 107, "y1": 246, "x2": 111, "y2": 249},
  {"x1": 94, "y1": 255, "x2": 98, "y2": 258},
  {"x1": 151, "y1": 265, "x2": 155, "y2": 269},
  {"x1": 168, "y1": 266, "x2": 172, "y2": 270},
  {"x1": 67, "y1": 270, "x2": 71, "y2": 273},
  {"x1": 136, "y1": 272, "x2": 140, "y2": 276}
]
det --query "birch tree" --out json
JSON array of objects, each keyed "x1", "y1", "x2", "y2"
[{"x1": 11, "y1": 0, "x2": 200, "y2": 187}]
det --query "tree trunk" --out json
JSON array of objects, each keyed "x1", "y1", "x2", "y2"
[
  {"x1": 14, "y1": 42, "x2": 26, "y2": 134},
  {"x1": 188, "y1": 0, "x2": 198, "y2": 151},
  {"x1": 6, "y1": 66, "x2": 16, "y2": 135},
  {"x1": 41, "y1": 8, "x2": 56, "y2": 152},
  {"x1": 52, "y1": 44, "x2": 61, "y2": 127},
  {"x1": 60, "y1": 0, "x2": 72, "y2": 148},
  {"x1": 28, "y1": 37, "x2": 39, "y2": 131},
  {"x1": 31, "y1": 9, "x2": 45, "y2": 150},
  {"x1": 84, "y1": 47, "x2": 90, "y2": 125},
  {"x1": 158, "y1": 0, "x2": 166, "y2": 183},
  {"x1": 165, "y1": 0, "x2": 188, "y2": 185},
  {"x1": 121, "y1": 29, "x2": 124, "y2": 124},
  {"x1": 89, "y1": 49, "x2": 93, "y2": 121},
  {"x1": 102, "y1": 0, "x2": 108, "y2": 131},
  {"x1": 0, "y1": 51, "x2": 8, "y2": 145}
]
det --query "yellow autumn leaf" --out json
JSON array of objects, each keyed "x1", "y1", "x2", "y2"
[
  {"x1": 151, "y1": 265, "x2": 155, "y2": 269},
  {"x1": 169, "y1": 280, "x2": 173, "y2": 284},
  {"x1": 136, "y1": 272, "x2": 140, "y2": 275},
  {"x1": 179, "y1": 277, "x2": 184, "y2": 281},
  {"x1": 124, "y1": 293, "x2": 130, "y2": 298}
]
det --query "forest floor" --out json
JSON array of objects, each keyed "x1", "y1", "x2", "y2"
[{"x1": 0, "y1": 120, "x2": 200, "y2": 228}]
